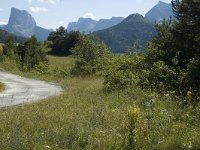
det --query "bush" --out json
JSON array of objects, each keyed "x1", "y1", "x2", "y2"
[
  {"x1": 103, "y1": 55, "x2": 143, "y2": 91},
  {"x1": 0, "y1": 45, "x2": 3, "y2": 56},
  {"x1": 138, "y1": 61, "x2": 184, "y2": 93},
  {"x1": 71, "y1": 36, "x2": 111, "y2": 76},
  {"x1": 35, "y1": 62, "x2": 50, "y2": 74},
  {"x1": 17, "y1": 36, "x2": 48, "y2": 71},
  {"x1": 0, "y1": 82, "x2": 5, "y2": 92}
]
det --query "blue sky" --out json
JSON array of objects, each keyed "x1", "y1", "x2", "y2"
[{"x1": 0, "y1": 0, "x2": 172, "y2": 29}]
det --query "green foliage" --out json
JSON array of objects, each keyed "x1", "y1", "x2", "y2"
[
  {"x1": 0, "y1": 45, "x2": 3, "y2": 56},
  {"x1": 35, "y1": 62, "x2": 50, "y2": 74},
  {"x1": 2, "y1": 36, "x2": 18, "y2": 60},
  {"x1": 0, "y1": 55, "x2": 200, "y2": 149},
  {"x1": 71, "y1": 35, "x2": 111, "y2": 76},
  {"x1": 139, "y1": 61, "x2": 183, "y2": 93},
  {"x1": 104, "y1": 55, "x2": 143, "y2": 91},
  {"x1": 48, "y1": 26, "x2": 81, "y2": 56},
  {"x1": 0, "y1": 36, "x2": 48, "y2": 72},
  {"x1": 141, "y1": 0, "x2": 200, "y2": 99},
  {"x1": 17, "y1": 36, "x2": 48, "y2": 71},
  {"x1": 0, "y1": 82, "x2": 5, "y2": 92}
]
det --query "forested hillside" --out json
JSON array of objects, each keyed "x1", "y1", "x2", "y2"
[
  {"x1": 0, "y1": 29, "x2": 25, "y2": 43},
  {"x1": 94, "y1": 14, "x2": 156, "y2": 53}
]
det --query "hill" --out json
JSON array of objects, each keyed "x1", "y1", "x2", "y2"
[
  {"x1": 93, "y1": 14, "x2": 156, "y2": 53},
  {"x1": 0, "y1": 29, "x2": 25, "y2": 43}
]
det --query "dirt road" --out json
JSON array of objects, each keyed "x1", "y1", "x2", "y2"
[{"x1": 0, "y1": 71, "x2": 63, "y2": 108}]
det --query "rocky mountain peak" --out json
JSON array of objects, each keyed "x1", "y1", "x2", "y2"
[
  {"x1": 8, "y1": 7, "x2": 36, "y2": 29},
  {"x1": 158, "y1": 1, "x2": 167, "y2": 5},
  {"x1": 145, "y1": 1, "x2": 173, "y2": 22},
  {"x1": 0, "y1": 8, "x2": 50, "y2": 40}
]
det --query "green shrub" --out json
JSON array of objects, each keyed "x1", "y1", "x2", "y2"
[
  {"x1": 0, "y1": 82, "x2": 5, "y2": 92},
  {"x1": 0, "y1": 45, "x2": 3, "y2": 56},
  {"x1": 138, "y1": 61, "x2": 183, "y2": 93},
  {"x1": 142, "y1": 0, "x2": 200, "y2": 98},
  {"x1": 103, "y1": 55, "x2": 143, "y2": 91},
  {"x1": 71, "y1": 36, "x2": 111, "y2": 76},
  {"x1": 17, "y1": 36, "x2": 48, "y2": 71},
  {"x1": 35, "y1": 62, "x2": 50, "y2": 74}
]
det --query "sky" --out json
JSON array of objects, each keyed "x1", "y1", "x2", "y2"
[{"x1": 0, "y1": 0, "x2": 172, "y2": 29}]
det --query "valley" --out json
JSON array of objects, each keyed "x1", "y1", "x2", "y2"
[{"x1": 0, "y1": 0, "x2": 199, "y2": 149}]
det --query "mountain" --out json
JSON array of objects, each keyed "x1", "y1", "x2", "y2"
[
  {"x1": 67, "y1": 17, "x2": 124, "y2": 33},
  {"x1": 93, "y1": 17, "x2": 124, "y2": 31},
  {"x1": 145, "y1": 1, "x2": 173, "y2": 22},
  {"x1": 1, "y1": 8, "x2": 51, "y2": 41},
  {"x1": 93, "y1": 14, "x2": 156, "y2": 53},
  {"x1": 67, "y1": 18, "x2": 97, "y2": 33},
  {"x1": 0, "y1": 29, "x2": 25, "y2": 43}
]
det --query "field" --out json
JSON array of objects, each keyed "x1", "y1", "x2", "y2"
[{"x1": 0, "y1": 56, "x2": 199, "y2": 149}]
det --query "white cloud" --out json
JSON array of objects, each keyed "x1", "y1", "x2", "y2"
[
  {"x1": 28, "y1": 0, "x2": 57, "y2": 4},
  {"x1": 83, "y1": 13, "x2": 96, "y2": 20},
  {"x1": 30, "y1": 7, "x2": 48, "y2": 13},
  {"x1": 0, "y1": 21, "x2": 7, "y2": 25}
]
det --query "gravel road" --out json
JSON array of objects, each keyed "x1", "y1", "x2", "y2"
[{"x1": 0, "y1": 71, "x2": 63, "y2": 108}]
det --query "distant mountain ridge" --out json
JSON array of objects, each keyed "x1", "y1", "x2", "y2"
[
  {"x1": 67, "y1": 18, "x2": 97, "y2": 33},
  {"x1": 0, "y1": 1, "x2": 173, "y2": 47},
  {"x1": 145, "y1": 1, "x2": 173, "y2": 22},
  {"x1": 0, "y1": 8, "x2": 51, "y2": 41},
  {"x1": 94, "y1": 14, "x2": 156, "y2": 53},
  {"x1": 67, "y1": 17, "x2": 124, "y2": 33}
]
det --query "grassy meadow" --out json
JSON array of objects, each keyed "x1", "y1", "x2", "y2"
[{"x1": 0, "y1": 56, "x2": 199, "y2": 149}]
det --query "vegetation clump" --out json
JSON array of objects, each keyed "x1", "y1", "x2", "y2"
[
  {"x1": 0, "y1": 82, "x2": 5, "y2": 92},
  {"x1": 103, "y1": 0, "x2": 200, "y2": 103},
  {"x1": 71, "y1": 35, "x2": 111, "y2": 76},
  {"x1": 0, "y1": 35, "x2": 48, "y2": 71},
  {"x1": 48, "y1": 26, "x2": 81, "y2": 56}
]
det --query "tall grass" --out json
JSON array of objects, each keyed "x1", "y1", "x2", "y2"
[
  {"x1": 0, "y1": 82, "x2": 5, "y2": 92},
  {"x1": 0, "y1": 56, "x2": 199, "y2": 149}
]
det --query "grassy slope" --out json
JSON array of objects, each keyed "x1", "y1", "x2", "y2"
[{"x1": 0, "y1": 56, "x2": 199, "y2": 149}]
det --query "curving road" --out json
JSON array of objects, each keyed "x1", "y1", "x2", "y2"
[{"x1": 0, "y1": 71, "x2": 63, "y2": 108}]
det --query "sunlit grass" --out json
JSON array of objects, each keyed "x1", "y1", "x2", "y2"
[{"x1": 0, "y1": 56, "x2": 199, "y2": 149}]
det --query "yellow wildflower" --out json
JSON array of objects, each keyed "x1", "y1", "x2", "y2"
[
  {"x1": 128, "y1": 105, "x2": 140, "y2": 121},
  {"x1": 187, "y1": 90, "x2": 192, "y2": 101}
]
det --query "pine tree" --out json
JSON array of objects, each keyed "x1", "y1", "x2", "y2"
[
  {"x1": 172, "y1": 0, "x2": 200, "y2": 92},
  {"x1": 172, "y1": 0, "x2": 200, "y2": 67}
]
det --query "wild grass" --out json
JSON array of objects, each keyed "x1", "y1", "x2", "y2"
[
  {"x1": 0, "y1": 82, "x2": 5, "y2": 92},
  {"x1": 0, "y1": 56, "x2": 199, "y2": 149}
]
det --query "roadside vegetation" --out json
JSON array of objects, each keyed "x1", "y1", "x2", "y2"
[
  {"x1": 0, "y1": 0, "x2": 199, "y2": 149},
  {"x1": 0, "y1": 82, "x2": 5, "y2": 92}
]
